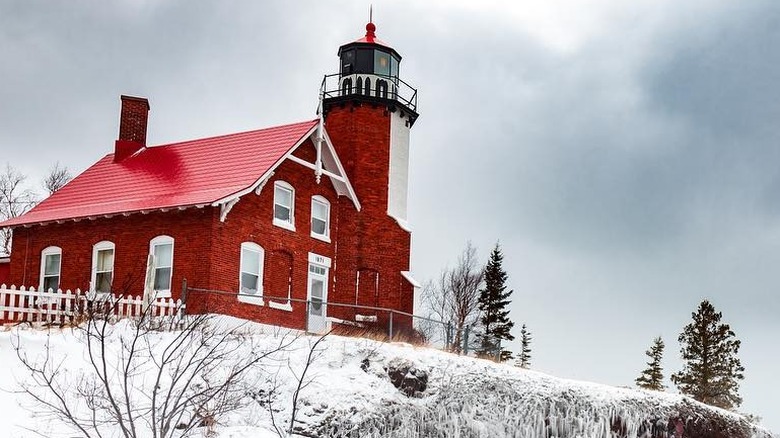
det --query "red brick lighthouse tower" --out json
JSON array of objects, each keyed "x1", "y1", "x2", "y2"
[{"x1": 321, "y1": 21, "x2": 420, "y2": 323}]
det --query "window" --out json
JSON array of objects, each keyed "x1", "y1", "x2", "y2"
[
  {"x1": 148, "y1": 236, "x2": 173, "y2": 297},
  {"x1": 40, "y1": 246, "x2": 62, "y2": 292},
  {"x1": 91, "y1": 241, "x2": 115, "y2": 294},
  {"x1": 240, "y1": 242, "x2": 264, "y2": 296},
  {"x1": 311, "y1": 196, "x2": 330, "y2": 241},
  {"x1": 273, "y1": 181, "x2": 295, "y2": 231},
  {"x1": 355, "y1": 48, "x2": 373, "y2": 73},
  {"x1": 374, "y1": 50, "x2": 391, "y2": 76}
]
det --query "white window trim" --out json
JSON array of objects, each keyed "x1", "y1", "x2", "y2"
[
  {"x1": 148, "y1": 235, "x2": 174, "y2": 298},
  {"x1": 310, "y1": 195, "x2": 331, "y2": 243},
  {"x1": 273, "y1": 180, "x2": 296, "y2": 231},
  {"x1": 238, "y1": 242, "x2": 265, "y2": 306},
  {"x1": 268, "y1": 300, "x2": 293, "y2": 312},
  {"x1": 90, "y1": 240, "x2": 115, "y2": 297},
  {"x1": 39, "y1": 246, "x2": 62, "y2": 292}
]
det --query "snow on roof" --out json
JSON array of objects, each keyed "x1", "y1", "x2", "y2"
[
  {"x1": 401, "y1": 271, "x2": 421, "y2": 288},
  {"x1": 0, "y1": 120, "x2": 321, "y2": 227}
]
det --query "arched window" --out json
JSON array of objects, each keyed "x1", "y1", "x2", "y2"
[
  {"x1": 91, "y1": 241, "x2": 115, "y2": 294},
  {"x1": 239, "y1": 242, "x2": 265, "y2": 306},
  {"x1": 356, "y1": 77, "x2": 363, "y2": 95},
  {"x1": 267, "y1": 250, "x2": 293, "y2": 311},
  {"x1": 357, "y1": 268, "x2": 380, "y2": 308},
  {"x1": 40, "y1": 246, "x2": 62, "y2": 292},
  {"x1": 310, "y1": 195, "x2": 330, "y2": 241},
  {"x1": 148, "y1": 235, "x2": 174, "y2": 297},
  {"x1": 273, "y1": 180, "x2": 295, "y2": 231}
]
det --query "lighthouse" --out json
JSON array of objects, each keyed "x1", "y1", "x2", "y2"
[{"x1": 322, "y1": 21, "x2": 420, "y2": 323}]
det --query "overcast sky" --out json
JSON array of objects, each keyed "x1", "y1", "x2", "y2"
[{"x1": 2, "y1": 0, "x2": 778, "y2": 431}]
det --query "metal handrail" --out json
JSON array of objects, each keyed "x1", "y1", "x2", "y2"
[
  {"x1": 186, "y1": 286, "x2": 440, "y2": 324},
  {"x1": 319, "y1": 72, "x2": 418, "y2": 112}
]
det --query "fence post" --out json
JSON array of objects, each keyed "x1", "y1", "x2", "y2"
[
  {"x1": 463, "y1": 325, "x2": 470, "y2": 355},
  {"x1": 305, "y1": 300, "x2": 310, "y2": 333},
  {"x1": 388, "y1": 311, "x2": 394, "y2": 341},
  {"x1": 180, "y1": 278, "x2": 188, "y2": 316}
]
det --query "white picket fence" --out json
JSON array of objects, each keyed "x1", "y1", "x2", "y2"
[{"x1": 0, "y1": 284, "x2": 183, "y2": 324}]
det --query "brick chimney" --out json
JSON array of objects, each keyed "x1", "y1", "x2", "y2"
[{"x1": 114, "y1": 95, "x2": 150, "y2": 162}]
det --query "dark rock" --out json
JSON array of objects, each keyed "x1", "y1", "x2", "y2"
[{"x1": 386, "y1": 358, "x2": 428, "y2": 397}]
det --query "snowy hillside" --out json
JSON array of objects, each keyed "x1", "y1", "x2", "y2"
[{"x1": 0, "y1": 316, "x2": 772, "y2": 438}]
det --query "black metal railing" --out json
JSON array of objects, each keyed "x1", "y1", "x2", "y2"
[{"x1": 320, "y1": 73, "x2": 418, "y2": 112}]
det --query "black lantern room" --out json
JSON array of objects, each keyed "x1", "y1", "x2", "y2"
[
  {"x1": 320, "y1": 22, "x2": 418, "y2": 124},
  {"x1": 338, "y1": 22, "x2": 401, "y2": 78}
]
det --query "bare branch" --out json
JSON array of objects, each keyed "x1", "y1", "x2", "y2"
[{"x1": 42, "y1": 161, "x2": 72, "y2": 195}]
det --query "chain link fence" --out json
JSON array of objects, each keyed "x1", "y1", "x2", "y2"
[{"x1": 184, "y1": 285, "x2": 507, "y2": 362}]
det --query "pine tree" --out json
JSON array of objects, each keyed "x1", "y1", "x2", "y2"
[
  {"x1": 635, "y1": 336, "x2": 665, "y2": 391},
  {"x1": 515, "y1": 324, "x2": 532, "y2": 369},
  {"x1": 671, "y1": 299, "x2": 745, "y2": 409},
  {"x1": 476, "y1": 243, "x2": 515, "y2": 361}
]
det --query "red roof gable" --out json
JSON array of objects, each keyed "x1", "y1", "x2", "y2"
[{"x1": 2, "y1": 119, "x2": 319, "y2": 227}]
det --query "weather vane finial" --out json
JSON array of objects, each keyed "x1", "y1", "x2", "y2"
[{"x1": 365, "y1": 5, "x2": 376, "y2": 39}]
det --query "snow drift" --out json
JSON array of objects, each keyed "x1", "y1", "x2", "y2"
[{"x1": 0, "y1": 316, "x2": 771, "y2": 438}]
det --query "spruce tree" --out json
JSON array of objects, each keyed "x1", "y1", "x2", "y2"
[
  {"x1": 476, "y1": 243, "x2": 515, "y2": 361},
  {"x1": 515, "y1": 324, "x2": 532, "y2": 369},
  {"x1": 671, "y1": 299, "x2": 745, "y2": 409},
  {"x1": 635, "y1": 336, "x2": 665, "y2": 391}
]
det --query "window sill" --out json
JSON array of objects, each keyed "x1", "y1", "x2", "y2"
[
  {"x1": 310, "y1": 233, "x2": 331, "y2": 243},
  {"x1": 356, "y1": 314, "x2": 378, "y2": 322},
  {"x1": 268, "y1": 300, "x2": 293, "y2": 312},
  {"x1": 238, "y1": 295, "x2": 265, "y2": 306},
  {"x1": 153, "y1": 290, "x2": 172, "y2": 299},
  {"x1": 273, "y1": 219, "x2": 296, "y2": 232},
  {"x1": 86, "y1": 291, "x2": 113, "y2": 302}
]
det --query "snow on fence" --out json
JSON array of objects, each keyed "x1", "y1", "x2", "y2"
[{"x1": 0, "y1": 284, "x2": 182, "y2": 324}]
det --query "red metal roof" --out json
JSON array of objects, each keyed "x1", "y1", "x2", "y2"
[
  {"x1": 1, "y1": 119, "x2": 319, "y2": 227},
  {"x1": 353, "y1": 22, "x2": 392, "y2": 48}
]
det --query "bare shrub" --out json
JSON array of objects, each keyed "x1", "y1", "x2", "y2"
[{"x1": 13, "y1": 305, "x2": 296, "y2": 438}]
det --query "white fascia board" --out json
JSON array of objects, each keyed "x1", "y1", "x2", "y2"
[
  {"x1": 211, "y1": 124, "x2": 319, "y2": 208},
  {"x1": 401, "y1": 271, "x2": 422, "y2": 288},
  {"x1": 321, "y1": 128, "x2": 361, "y2": 211}
]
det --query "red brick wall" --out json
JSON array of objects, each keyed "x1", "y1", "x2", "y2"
[
  {"x1": 9, "y1": 207, "x2": 214, "y2": 298},
  {"x1": 325, "y1": 104, "x2": 415, "y2": 323},
  {"x1": 202, "y1": 142, "x2": 342, "y2": 329},
  {"x1": 0, "y1": 260, "x2": 9, "y2": 285}
]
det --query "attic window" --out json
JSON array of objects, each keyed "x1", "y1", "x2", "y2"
[{"x1": 273, "y1": 181, "x2": 295, "y2": 231}]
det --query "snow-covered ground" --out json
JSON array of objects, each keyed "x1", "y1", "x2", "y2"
[{"x1": 0, "y1": 316, "x2": 772, "y2": 438}]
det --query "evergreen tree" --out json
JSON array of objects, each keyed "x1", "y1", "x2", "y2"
[
  {"x1": 635, "y1": 336, "x2": 665, "y2": 391},
  {"x1": 515, "y1": 324, "x2": 532, "y2": 369},
  {"x1": 671, "y1": 299, "x2": 745, "y2": 409},
  {"x1": 476, "y1": 243, "x2": 515, "y2": 361}
]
